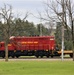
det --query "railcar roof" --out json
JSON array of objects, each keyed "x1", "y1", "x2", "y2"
[{"x1": 12, "y1": 36, "x2": 54, "y2": 38}]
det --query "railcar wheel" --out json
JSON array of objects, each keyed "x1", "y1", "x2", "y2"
[
  {"x1": 35, "y1": 55, "x2": 39, "y2": 58},
  {"x1": 46, "y1": 55, "x2": 49, "y2": 58},
  {"x1": 35, "y1": 51, "x2": 39, "y2": 58},
  {"x1": 0, "y1": 52, "x2": 5, "y2": 58},
  {"x1": 2, "y1": 56, "x2": 5, "y2": 58},
  {"x1": 1, "y1": 55, "x2": 5, "y2": 58},
  {"x1": 69, "y1": 54, "x2": 73, "y2": 58},
  {"x1": 40, "y1": 55, "x2": 43, "y2": 58},
  {"x1": 39, "y1": 51, "x2": 43, "y2": 58},
  {"x1": 12, "y1": 56, "x2": 15, "y2": 58},
  {"x1": 16, "y1": 56, "x2": 20, "y2": 58},
  {"x1": 51, "y1": 55, "x2": 53, "y2": 58}
]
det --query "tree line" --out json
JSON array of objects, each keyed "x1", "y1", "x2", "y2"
[{"x1": 0, "y1": 19, "x2": 50, "y2": 41}]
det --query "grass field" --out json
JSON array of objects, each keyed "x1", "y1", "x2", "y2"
[{"x1": 0, "y1": 60, "x2": 74, "y2": 75}]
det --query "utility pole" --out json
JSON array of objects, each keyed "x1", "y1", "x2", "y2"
[
  {"x1": 57, "y1": 12, "x2": 64, "y2": 61},
  {"x1": 61, "y1": 0, "x2": 65, "y2": 61},
  {"x1": 61, "y1": 23, "x2": 64, "y2": 61}
]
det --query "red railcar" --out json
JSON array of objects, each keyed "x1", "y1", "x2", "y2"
[
  {"x1": 11, "y1": 36, "x2": 55, "y2": 50},
  {"x1": 0, "y1": 36, "x2": 56, "y2": 58}
]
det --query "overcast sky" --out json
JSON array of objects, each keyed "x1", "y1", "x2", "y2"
[{"x1": 0, "y1": 0, "x2": 46, "y2": 24}]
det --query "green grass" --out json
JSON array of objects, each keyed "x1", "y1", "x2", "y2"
[{"x1": 0, "y1": 60, "x2": 74, "y2": 75}]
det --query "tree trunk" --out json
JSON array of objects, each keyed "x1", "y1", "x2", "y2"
[
  {"x1": 72, "y1": 31, "x2": 74, "y2": 61},
  {"x1": 73, "y1": 44, "x2": 74, "y2": 61},
  {"x1": 5, "y1": 41, "x2": 8, "y2": 62},
  {"x1": 72, "y1": 20, "x2": 74, "y2": 61}
]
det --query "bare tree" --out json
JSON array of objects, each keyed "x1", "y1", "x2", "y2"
[
  {"x1": 0, "y1": 4, "x2": 29, "y2": 61},
  {"x1": 41, "y1": 0, "x2": 74, "y2": 60},
  {"x1": 66, "y1": 0, "x2": 74, "y2": 61},
  {"x1": 0, "y1": 4, "x2": 13, "y2": 61}
]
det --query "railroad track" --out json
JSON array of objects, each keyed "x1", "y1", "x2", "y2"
[{"x1": 0, "y1": 56, "x2": 72, "y2": 61}]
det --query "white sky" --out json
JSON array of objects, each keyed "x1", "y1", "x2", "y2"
[
  {"x1": 0, "y1": 0, "x2": 46, "y2": 24},
  {"x1": 0, "y1": 0, "x2": 74, "y2": 25}
]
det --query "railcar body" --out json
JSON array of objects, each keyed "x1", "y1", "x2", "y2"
[{"x1": 0, "y1": 36, "x2": 57, "y2": 58}]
